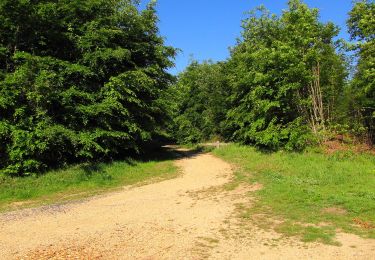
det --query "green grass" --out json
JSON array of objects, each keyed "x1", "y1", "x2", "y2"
[
  {"x1": 0, "y1": 149, "x2": 179, "y2": 212},
  {"x1": 213, "y1": 144, "x2": 375, "y2": 244}
]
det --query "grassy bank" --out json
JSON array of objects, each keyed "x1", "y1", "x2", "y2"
[
  {"x1": 0, "y1": 149, "x2": 179, "y2": 212},
  {"x1": 213, "y1": 144, "x2": 375, "y2": 244}
]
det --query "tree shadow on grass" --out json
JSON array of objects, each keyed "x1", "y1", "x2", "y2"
[
  {"x1": 135, "y1": 144, "x2": 207, "y2": 163},
  {"x1": 78, "y1": 144, "x2": 206, "y2": 178},
  {"x1": 80, "y1": 163, "x2": 105, "y2": 179}
]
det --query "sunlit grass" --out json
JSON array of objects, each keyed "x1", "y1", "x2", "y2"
[
  {"x1": 0, "y1": 150, "x2": 179, "y2": 212},
  {"x1": 213, "y1": 144, "x2": 375, "y2": 244}
]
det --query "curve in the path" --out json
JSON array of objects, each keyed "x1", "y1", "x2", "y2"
[{"x1": 0, "y1": 150, "x2": 374, "y2": 260}]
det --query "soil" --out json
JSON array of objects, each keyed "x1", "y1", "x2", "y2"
[
  {"x1": 323, "y1": 140, "x2": 375, "y2": 155},
  {"x1": 0, "y1": 148, "x2": 374, "y2": 259}
]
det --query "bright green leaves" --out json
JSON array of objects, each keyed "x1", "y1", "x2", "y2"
[
  {"x1": 348, "y1": 0, "x2": 375, "y2": 144},
  {"x1": 170, "y1": 61, "x2": 229, "y2": 144},
  {"x1": 348, "y1": 0, "x2": 375, "y2": 41},
  {"x1": 225, "y1": 0, "x2": 346, "y2": 150},
  {"x1": 172, "y1": 1, "x2": 347, "y2": 150}
]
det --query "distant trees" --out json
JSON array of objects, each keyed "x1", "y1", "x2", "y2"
[
  {"x1": 0, "y1": 0, "x2": 175, "y2": 176},
  {"x1": 169, "y1": 61, "x2": 229, "y2": 143}
]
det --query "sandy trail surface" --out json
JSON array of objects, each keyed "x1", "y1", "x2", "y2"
[{"x1": 0, "y1": 149, "x2": 374, "y2": 259}]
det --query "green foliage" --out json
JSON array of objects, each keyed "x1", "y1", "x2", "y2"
[
  {"x1": 347, "y1": 0, "x2": 375, "y2": 144},
  {"x1": 225, "y1": 0, "x2": 346, "y2": 150},
  {"x1": 1, "y1": 0, "x2": 373, "y2": 177},
  {"x1": 172, "y1": 0, "x2": 347, "y2": 150},
  {"x1": 170, "y1": 61, "x2": 229, "y2": 143},
  {"x1": 213, "y1": 144, "x2": 375, "y2": 242},
  {"x1": 0, "y1": 0, "x2": 175, "y2": 175}
]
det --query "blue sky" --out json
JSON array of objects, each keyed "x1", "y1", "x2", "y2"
[{"x1": 140, "y1": 0, "x2": 353, "y2": 74}]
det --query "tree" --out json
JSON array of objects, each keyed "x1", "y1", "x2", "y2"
[
  {"x1": 225, "y1": 0, "x2": 347, "y2": 150},
  {"x1": 170, "y1": 61, "x2": 229, "y2": 143},
  {"x1": 348, "y1": 0, "x2": 375, "y2": 144},
  {"x1": 0, "y1": 0, "x2": 175, "y2": 176}
]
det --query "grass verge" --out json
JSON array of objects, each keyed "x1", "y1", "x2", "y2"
[
  {"x1": 0, "y1": 148, "x2": 180, "y2": 212},
  {"x1": 213, "y1": 144, "x2": 375, "y2": 245}
]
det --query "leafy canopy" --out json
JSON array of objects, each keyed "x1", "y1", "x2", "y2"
[{"x1": 0, "y1": 0, "x2": 176, "y2": 176}]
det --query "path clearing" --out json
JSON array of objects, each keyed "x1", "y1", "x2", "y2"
[{"x1": 0, "y1": 149, "x2": 374, "y2": 259}]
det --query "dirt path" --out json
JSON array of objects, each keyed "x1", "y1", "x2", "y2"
[{"x1": 0, "y1": 150, "x2": 374, "y2": 259}]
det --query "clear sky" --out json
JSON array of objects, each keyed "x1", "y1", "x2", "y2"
[{"x1": 140, "y1": 0, "x2": 354, "y2": 74}]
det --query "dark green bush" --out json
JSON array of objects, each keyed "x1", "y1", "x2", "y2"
[{"x1": 0, "y1": 0, "x2": 175, "y2": 176}]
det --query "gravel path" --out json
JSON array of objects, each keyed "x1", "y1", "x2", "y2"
[{"x1": 0, "y1": 149, "x2": 374, "y2": 259}]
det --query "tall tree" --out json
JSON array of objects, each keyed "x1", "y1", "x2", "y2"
[
  {"x1": 348, "y1": 0, "x2": 375, "y2": 144},
  {"x1": 0, "y1": 0, "x2": 175, "y2": 175},
  {"x1": 225, "y1": 0, "x2": 347, "y2": 150}
]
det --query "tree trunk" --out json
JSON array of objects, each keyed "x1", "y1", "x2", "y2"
[{"x1": 308, "y1": 62, "x2": 325, "y2": 134}]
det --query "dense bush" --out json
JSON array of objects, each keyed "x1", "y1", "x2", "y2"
[{"x1": 0, "y1": 0, "x2": 175, "y2": 176}]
